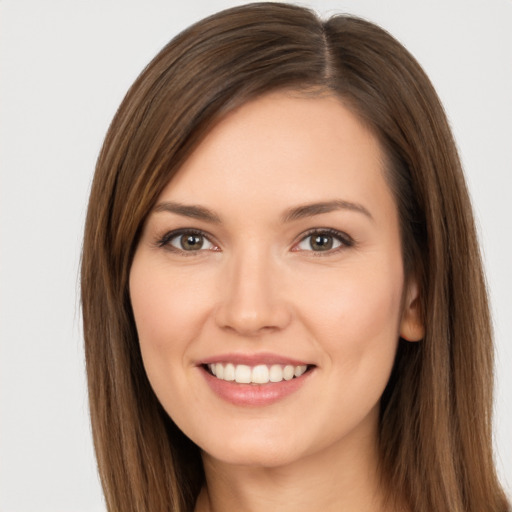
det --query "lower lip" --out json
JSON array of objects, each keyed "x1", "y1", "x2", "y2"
[{"x1": 200, "y1": 366, "x2": 313, "y2": 406}]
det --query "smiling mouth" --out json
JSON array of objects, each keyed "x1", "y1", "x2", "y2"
[{"x1": 205, "y1": 363, "x2": 312, "y2": 384}]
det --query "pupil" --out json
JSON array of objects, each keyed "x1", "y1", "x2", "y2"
[
  {"x1": 311, "y1": 234, "x2": 332, "y2": 251},
  {"x1": 182, "y1": 234, "x2": 202, "y2": 250}
]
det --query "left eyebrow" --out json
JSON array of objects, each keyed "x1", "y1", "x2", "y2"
[
  {"x1": 153, "y1": 201, "x2": 221, "y2": 223},
  {"x1": 281, "y1": 200, "x2": 373, "y2": 223}
]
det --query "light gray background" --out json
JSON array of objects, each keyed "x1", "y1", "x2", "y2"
[{"x1": 1, "y1": 1, "x2": 510, "y2": 510}]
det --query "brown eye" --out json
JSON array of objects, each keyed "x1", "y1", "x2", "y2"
[
  {"x1": 179, "y1": 234, "x2": 204, "y2": 250},
  {"x1": 295, "y1": 229, "x2": 351, "y2": 253},
  {"x1": 310, "y1": 234, "x2": 334, "y2": 251},
  {"x1": 165, "y1": 231, "x2": 215, "y2": 252}
]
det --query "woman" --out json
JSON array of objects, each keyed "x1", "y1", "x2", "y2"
[{"x1": 81, "y1": 3, "x2": 510, "y2": 511}]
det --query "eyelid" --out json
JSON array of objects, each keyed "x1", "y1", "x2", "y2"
[
  {"x1": 155, "y1": 228, "x2": 219, "y2": 253},
  {"x1": 153, "y1": 226, "x2": 354, "y2": 255},
  {"x1": 291, "y1": 227, "x2": 354, "y2": 253}
]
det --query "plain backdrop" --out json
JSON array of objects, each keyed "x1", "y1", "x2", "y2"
[{"x1": 1, "y1": 1, "x2": 511, "y2": 510}]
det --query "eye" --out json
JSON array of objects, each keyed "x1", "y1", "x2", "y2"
[
  {"x1": 294, "y1": 229, "x2": 352, "y2": 253},
  {"x1": 158, "y1": 230, "x2": 217, "y2": 252}
]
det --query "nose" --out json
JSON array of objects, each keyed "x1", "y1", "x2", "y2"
[{"x1": 214, "y1": 248, "x2": 292, "y2": 336}]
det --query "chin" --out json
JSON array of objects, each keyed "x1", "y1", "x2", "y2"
[
  {"x1": 195, "y1": 424, "x2": 321, "y2": 469},
  {"x1": 203, "y1": 441, "x2": 300, "y2": 468}
]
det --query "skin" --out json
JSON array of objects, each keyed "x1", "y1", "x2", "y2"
[{"x1": 129, "y1": 91, "x2": 423, "y2": 512}]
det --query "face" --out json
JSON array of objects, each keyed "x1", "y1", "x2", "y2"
[{"x1": 129, "y1": 91, "x2": 422, "y2": 469}]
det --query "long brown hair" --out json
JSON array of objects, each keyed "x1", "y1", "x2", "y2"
[{"x1": 81, "y1": 3, "x2": 510, "y2": 511}]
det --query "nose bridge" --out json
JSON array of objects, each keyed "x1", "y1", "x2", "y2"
[{"x1": 215, "y1": 241, "x2": 290, "y2": 335}]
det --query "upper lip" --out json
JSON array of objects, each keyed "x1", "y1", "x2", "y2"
[{"x1": 198, "y1": 352, "x2": 313, "y2": 367}]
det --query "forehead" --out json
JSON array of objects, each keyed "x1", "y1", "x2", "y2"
[{"x1": 159, "y1": 91, "x2": 390, "y2": 217}]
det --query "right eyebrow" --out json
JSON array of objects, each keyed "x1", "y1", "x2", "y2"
[
  {"x1": 281, "y1": 199, "x2": 373, "y2": 223},
  {"x1": 153, "y1": 201, "x2": 222, "y2": 223}
]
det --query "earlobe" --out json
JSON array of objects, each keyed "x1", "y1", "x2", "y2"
[{"x1": 399, "y1": 279, "x2": 424, "y2": 342}]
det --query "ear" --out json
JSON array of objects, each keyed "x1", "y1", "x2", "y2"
[{"x1": 399, "y1": 278, "x2": 424, "y2": 342}]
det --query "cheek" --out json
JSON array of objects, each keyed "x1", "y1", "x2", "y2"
[
  {"x1": 296, "y1": 258, "x2": 404, "y2": 366},
  {"x1": 129, "y1": 257, "x2": 210, "y2": 413},
  {"x1": 296, "y1": 262, "x2": 403, "y2": 431},
  {"x1": 129, "y1": 259, "x2": 210, "y2": 351}
]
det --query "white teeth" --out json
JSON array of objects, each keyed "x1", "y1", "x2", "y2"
[
  {"x1": 215, "y1": 363, "x2": 224, "y2": 379},
  {"x1": 252, "y1": 365, "x2": 270, "y2": 384},
  {"x1": 269, "y1": 364, "x2": 283, "y2": 382},
  {"x1": 295, "y1": 365, "x2": 307, "y2": 377},
  {"x1": 207, "y1": 362, "x2": 309, "y2": 384},
  {"x1": 283, "y1": 365, "x2": 295, "y2": 381},
  {"x1": 224, "y1": 363, "x2": 235, "y2": 381},
  {"x1": 235, "y1": 364, "x2": 252, "y2": 383}
]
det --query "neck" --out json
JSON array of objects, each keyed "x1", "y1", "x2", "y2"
[{"x1": 195, "y1": 408, "x2": 401, "y2": 512}]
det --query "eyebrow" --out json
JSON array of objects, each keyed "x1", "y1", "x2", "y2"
[
  {"x1": 153, "y1": 201, "x2": 221, "y2": 223},
  {"x1": 153, "y1": 199, "x2": 373, "y2": 224},
  {"x1": 281, "y1": 200, "x2": 373, "y2": 223}
]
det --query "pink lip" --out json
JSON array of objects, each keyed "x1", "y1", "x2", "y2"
[
  {"x1": 199, "y1": 352, "x2": 310, "y2": 366},
  {"x1": 199, "y1": 363, "x2": 314, "y2": 407}
]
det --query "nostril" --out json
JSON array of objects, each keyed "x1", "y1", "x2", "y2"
[{"x1": 214, "y1": 300, "x2": 293, "y2": 336}]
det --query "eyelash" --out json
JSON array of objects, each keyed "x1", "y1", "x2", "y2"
[
  {"x1": 294, "y1": 228, "x2": 354, "y2": 255},
  {"x1": 154, "y1": 227, "x2": 354, "y2": 255},
  {"x1": 155, "y1": 228, "x2": 218, "y2": 255}
]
